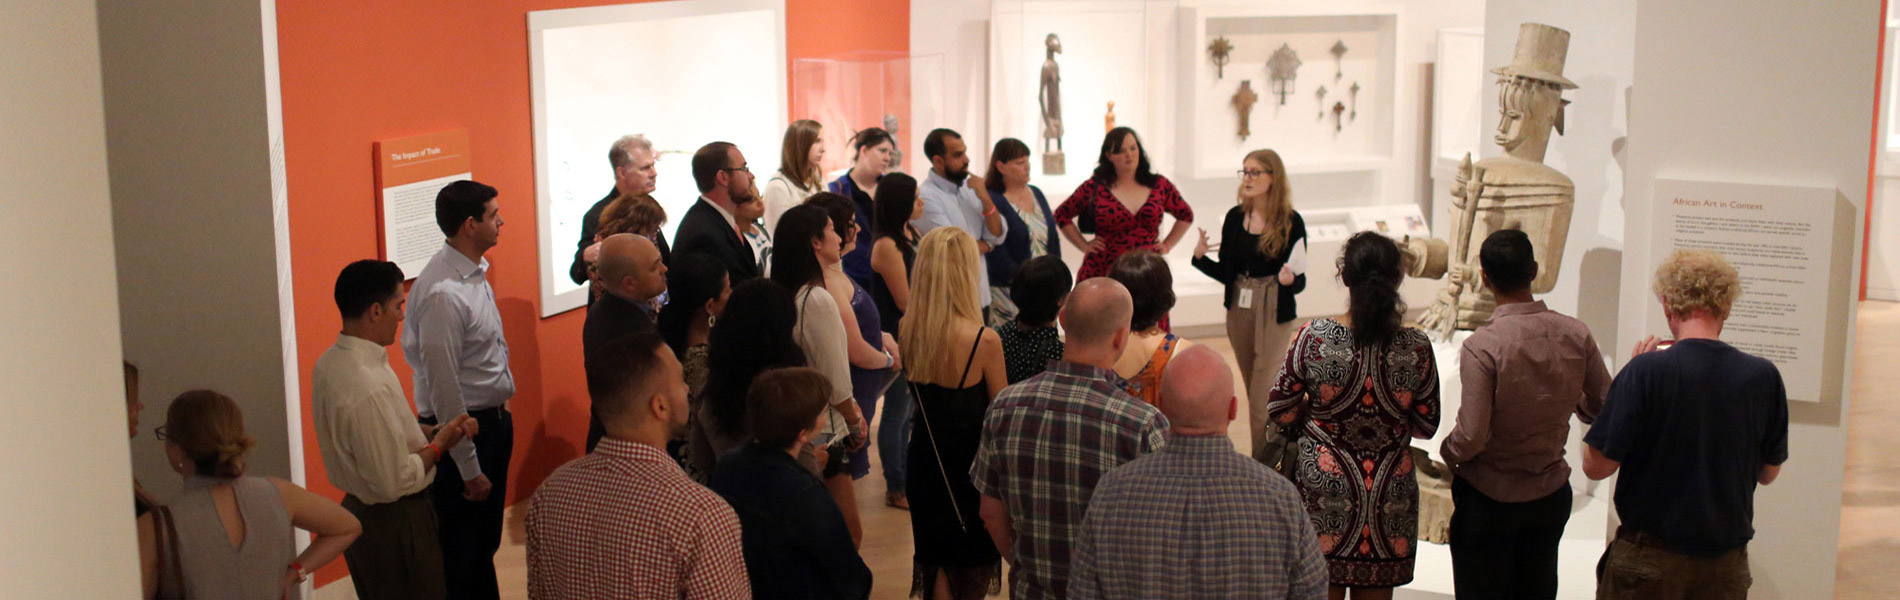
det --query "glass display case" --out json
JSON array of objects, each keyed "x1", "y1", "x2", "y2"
[{"x1": 792, "y1": 52, "x2": 945, "y2": 177}]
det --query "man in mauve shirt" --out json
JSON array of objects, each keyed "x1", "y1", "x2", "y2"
[{"x1": 1441, "y1": 230, "x2": 1610, "y2": 600}]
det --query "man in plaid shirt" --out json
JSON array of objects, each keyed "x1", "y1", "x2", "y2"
[
  {"x1": 1070, "y1": 345, "x2": 1327, "y2": 599},
  {"x1": 526, "y1": 333, "x2": 750, "y2": 599},
  {"x1": 973, "y1": 278, "x2": 1169, "y2": 600}
]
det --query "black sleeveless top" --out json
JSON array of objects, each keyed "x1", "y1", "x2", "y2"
[{"x1": 870, "y1": 233, "x2": 915, "y2": 334}]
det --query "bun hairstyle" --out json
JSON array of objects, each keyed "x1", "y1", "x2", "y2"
[
  {"x1": 164, "y1": 390, "x2": 255, "y2": 478},
  {"x1": 1338, "y1": 232, "x2": 1406, "y2": 347}
]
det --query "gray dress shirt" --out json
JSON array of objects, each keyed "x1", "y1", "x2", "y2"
[
  {"x1": 914, "y1": 170, "x2": 1007, "y2": 305},
  {"x1": 401, "y1": 243, "x2": 515, "y2": 478}
]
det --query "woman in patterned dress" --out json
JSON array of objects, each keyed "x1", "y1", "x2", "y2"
[
  {"x1": 1266, "y1": 232, "x2": 1440, "y2": 599},
  {"x1": 982, "y1": 137, "x2": 1060, "y2": 328},
  {"x1": 1052, "y1": 127, "x2": 1192, "y2": 330}
]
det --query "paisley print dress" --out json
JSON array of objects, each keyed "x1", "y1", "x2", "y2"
[{"x1": 1265, "y1": 318, "x2": 1440, "y2": 587}]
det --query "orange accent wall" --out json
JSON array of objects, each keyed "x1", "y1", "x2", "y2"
[{"x1": 276, "y1": 0, "x2": 906, "y2": 587}]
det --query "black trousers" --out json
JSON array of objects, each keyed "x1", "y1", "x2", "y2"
[
  {"x1": 1449, "y1": 477, "x2": 1571, "y2": 600},
  {"x1": 422, "y1": 408, "x2": 512, "y2": 600}
]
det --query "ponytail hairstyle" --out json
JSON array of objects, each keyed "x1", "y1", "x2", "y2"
[
  {"x1": 1338, "y1": 232, "x2": 1405, "y2": 347},
  {"x1": 163, "y1": 390, "x2": 255, "y2": 479}
]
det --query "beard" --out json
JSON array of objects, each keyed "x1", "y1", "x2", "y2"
[{"x1": 942, "y1": 162, "x2": 971, "y2": 184}]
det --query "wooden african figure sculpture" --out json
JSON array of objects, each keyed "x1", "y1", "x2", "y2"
[
  {"x1": 1039, "y1": 33, "x2": 1065, "y2": 175},
  {"x1": 1408, "y1": 23, "x2": 1580, "y2": 334}
]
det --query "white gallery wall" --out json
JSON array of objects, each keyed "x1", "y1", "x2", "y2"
[
  {"x1": 1619, "y1": 0, "x2": 1877, "y2": 597},
  {"x1": 918, "y1": 0, "x2": 1484, "y2": 329},
  {"x1": 0, "y1": 0, "x2": 141, "y2": 596},
  {"x1": 99, "y1": 0, "x2": 303, "y2": 503}
]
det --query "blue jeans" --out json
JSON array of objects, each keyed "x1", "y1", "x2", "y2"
[{"x1": 879, "y1": 370, "x2": 914, "y2": 493}]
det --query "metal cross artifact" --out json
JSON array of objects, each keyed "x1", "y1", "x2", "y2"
[
  {"x1": 1330, "y1": 40, "x2": 1348, "y2": 81},
  {"x1": 1267, "y1": 43, "x2": 1301, "y2": 107},
  {"x1": 1315, "y1": 85, "x2": 1327, "y2": 121},
  {"x1": 1331, "y1": 101, "x2": 1346, "y2": 133},
  {"x1": 1349, "y1": 83, "x2": 1361, "y2": 121},
  {"x1": 1207, "y1": 36, "x2": 1234, "y2": 79},
  {"x1": 1233, "y1": 80, "x2": 1259, "y2": 140}
]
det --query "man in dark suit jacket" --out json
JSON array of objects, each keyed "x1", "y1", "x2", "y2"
[
  {"x1": 582, "y1": 233, "x2": 668, "y2": 451},
  {"x1": 672, "y1": 141, "x2": 760, "y2": 284},
  {"x1": 570, "y1": 134, "x2": 670, "y2": 287}
]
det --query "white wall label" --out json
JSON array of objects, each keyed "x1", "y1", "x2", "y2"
[{"x1": 1648, "y1": 178, "x2": 1841, "y2": 402}]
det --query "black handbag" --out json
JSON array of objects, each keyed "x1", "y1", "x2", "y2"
[{"x1": 1254, "y1": 412, "x2": 1306, "y2": 481}]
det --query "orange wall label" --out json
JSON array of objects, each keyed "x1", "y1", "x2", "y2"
[{"x1": 373, "y1": 129, "x2": 471, "y2": 278}]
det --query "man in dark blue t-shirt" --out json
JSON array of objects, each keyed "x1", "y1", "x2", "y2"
[{"x1": 1583, "y1": 249, "x2": 1789, "y2": 599}]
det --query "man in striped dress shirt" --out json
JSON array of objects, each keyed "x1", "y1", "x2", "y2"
[{"x1": 1069, "y1": 344, "x2": 1327, "y2": 600}]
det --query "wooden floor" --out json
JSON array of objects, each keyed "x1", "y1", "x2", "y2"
[{"x1": 316, "y1": 304, "x2": 1900, "y2": 599}]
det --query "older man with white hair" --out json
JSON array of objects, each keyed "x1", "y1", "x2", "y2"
[
  {"x1": 1068, "y1": 344, "x2": 1326, "y2": 600},
  {"x1": 571, "y1": 134, "x2": 666, "y2": 287}
]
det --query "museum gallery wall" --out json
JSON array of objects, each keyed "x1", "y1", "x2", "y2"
[{"x1": 274, "y1": 0, "x2": 907, "y2": 586}]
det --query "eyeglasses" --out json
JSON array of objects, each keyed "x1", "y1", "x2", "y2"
[
  {"x1": 723, "y1": 166, "x2": 752, "y2": 175},
  {"x1": 1237, "y1": 169, "x2": 1273, "y2": 179},
  {"x1": 154, "y1": 425, "x2": 169, "y2": 441}
]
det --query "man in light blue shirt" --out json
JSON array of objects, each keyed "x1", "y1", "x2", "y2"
[
  {"x1": 914, "y1": 128, "x2": 1007, "y2": 306},
  {"x1": 400, "y1": 179, "x2": 515, "y2": 600}
]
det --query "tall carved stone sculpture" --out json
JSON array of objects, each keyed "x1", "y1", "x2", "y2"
[
  {"x1": 1039, "y1": 33, "x2": 1065, "y2": 175},
  {"x1": 1410, "y1": 23, "x2": 1578, "y2": 334}
]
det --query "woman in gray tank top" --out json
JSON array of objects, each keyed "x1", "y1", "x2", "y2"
[{"x1": 146, "y1": 390, "x2": 360, "y2": 599}]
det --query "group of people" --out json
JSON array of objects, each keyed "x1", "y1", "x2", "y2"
[{"x1": 121, "y1": 118, "x2": 1788, "y2": 600}]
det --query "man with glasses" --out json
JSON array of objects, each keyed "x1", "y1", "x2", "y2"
[{"x1": 674, "y1": 141, "x2": 761, "y2": 283}]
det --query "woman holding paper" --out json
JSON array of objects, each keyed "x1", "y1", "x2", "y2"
[{"x1": 1191, "y1": 148, "x2": 1308, "y2": 458}]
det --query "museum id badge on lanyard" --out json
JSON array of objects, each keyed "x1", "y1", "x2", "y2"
[{"x1": 1237, "y1": 287, "x2": 1256, "y2": 309}]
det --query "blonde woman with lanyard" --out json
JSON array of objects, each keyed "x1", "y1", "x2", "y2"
[
  {"x1": 1191, "y1": 148, "x2": 1308, "y2": 458},
  {"x1": 901, "y1": 227, "x2": 1008, "y2": 600},
  {"x1": 763, "y1": 119, "x2": 826, "y2": 234}
]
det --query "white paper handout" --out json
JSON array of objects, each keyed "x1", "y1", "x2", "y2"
[{"x1": 1287, "y1": 238, "x2": 1309, "y2": 275}]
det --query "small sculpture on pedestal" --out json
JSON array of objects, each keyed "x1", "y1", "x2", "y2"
[
  {"x1": 883, "y1": 114, "x2": 903, "y2": 172},
  {"x1": 1105, "y1": 101, "x2": 1116, "y2": 133},
  {"x1": 1039, "y1": 33, "x2": 1066, "y2": 175},
  {"x1": 1267, "y1": 43, "x2": 1301, "y2": 108},
  {"x1": 1208, "y1": 36, "x2": 1234, "y2": 79},
  {"x1": 1232, "y1": 80, "x2": 1258, "y2": 140},
  {"x1": 1408, "y1": 23, "x2": 1580, "y2": 335}
]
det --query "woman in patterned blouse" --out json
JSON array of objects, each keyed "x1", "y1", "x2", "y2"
[{"x1": 1266, "y1": 232, "x2": 1440, "y2": 598}]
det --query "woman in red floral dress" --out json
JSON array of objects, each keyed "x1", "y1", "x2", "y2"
[
  {"x1": 1266, "y1": 232, "x2": 1440, "y2": 599},
  {"x1": 1053, "y1": 127, "x2": 1194, "y2": 284}
]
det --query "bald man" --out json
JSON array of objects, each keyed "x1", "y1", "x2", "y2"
[
  {"x1": 583, "y1": 233, "x2": 668, "y2": 451},
  {"x1": 972, "y1": 278, "x2": 1169, "y2": 600},
  {"x1": 1069, "y1": 345, "x2": 1325, "y2": 600}
]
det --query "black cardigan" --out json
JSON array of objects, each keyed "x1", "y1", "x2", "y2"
[
  {"x1": 1190, "y1": 207, "x2": 1307, "y2": 323},
  {"x1": 984, "y1": 183, "x2": 1061, "y2": 287}
]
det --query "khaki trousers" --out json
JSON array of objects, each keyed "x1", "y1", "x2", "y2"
[
  {"x1": 1597, "y1": 531, "x2": 1750, "y2": 600},
  {"x1": 1227, "y1": 276, "x2": 1299, "y2": 456}
]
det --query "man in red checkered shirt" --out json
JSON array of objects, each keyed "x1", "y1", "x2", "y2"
[{"x1": 526, "y1": 332, "x2": 750, "y2": 599}]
